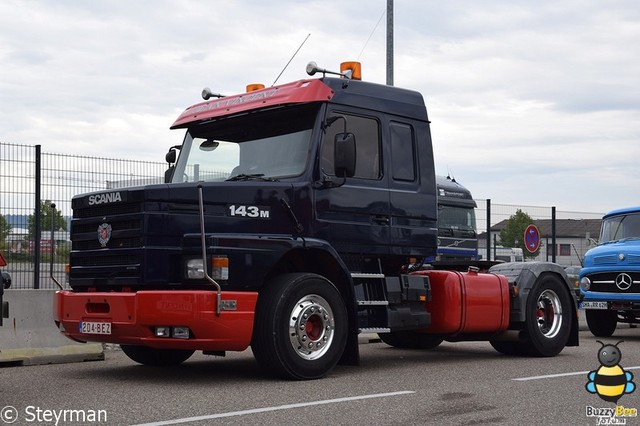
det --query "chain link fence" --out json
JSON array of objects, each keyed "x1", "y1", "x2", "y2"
[
  {"x1": 475, "y1": 201, "x2": 603, "y2": 266},
  {"x1": 1, "y1": 143, "x2": 166, "y2": 289},
  {"x1": 1, "y1": 142, "x2": 604, "y2": 289}
]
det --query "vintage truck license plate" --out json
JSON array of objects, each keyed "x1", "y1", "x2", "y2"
[
  {"x1": 80, "y1": 321, "x2": 112, "y2": 335},
  {"x1": 580, "y1": 301, "x2": 608, "y2": 310}
]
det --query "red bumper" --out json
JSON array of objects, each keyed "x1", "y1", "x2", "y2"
[{"x1": 54, "y1": 290, "x2": 258, "y2": 351}]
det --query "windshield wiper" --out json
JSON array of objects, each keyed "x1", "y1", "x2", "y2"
[
  {"x1": 226, "y1": 173, "x2": 278, "y2": 182},
  {"x1": 619, "y1": 237, "x2": 640, "y2": 242}
]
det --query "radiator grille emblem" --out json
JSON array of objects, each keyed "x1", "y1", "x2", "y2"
[
  {"x1": 97, "y1": 223, "x2": 113, "y2": 247},
  {"x1": 616, "y1": 273, "x2": 632, "y2": 291}
]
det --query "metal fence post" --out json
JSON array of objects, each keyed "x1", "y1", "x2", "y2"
[
  {"x1": 486, "y1": 199, "x2": 491, "y2": 261},
  {"x1": 551, "y1": 206, "x2": 556, "y2": 264},
  {"x1": 34, "y1": 144, "x2": 41, "y2": 289}
]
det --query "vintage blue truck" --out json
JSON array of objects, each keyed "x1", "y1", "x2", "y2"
[{"x1": 579, "y1": 206, "x2": 640, "y2": 336}]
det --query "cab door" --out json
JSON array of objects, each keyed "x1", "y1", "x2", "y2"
[
  {"x1": 313, "y1": 110, "x2": 391, "y2": 258},
  {"x1": 386, "y1": 119, "x2": 437, "y2": 257}
]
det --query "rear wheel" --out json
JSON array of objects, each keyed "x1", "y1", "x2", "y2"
[
  {"x1": 491, "y1": 274, "x2": 573, "y2": 357},
  {"x1": 520, "y1": 274, "x2": 573, "y2": 356},
  {"x1": 586, "y1": 309, "x2": 617, "y2": 337},
  {"x1": 120, "y1": 345, "x2": 194, "y2": 366},
  {"x1": 379, "y1": 331, "x2": 443, "y2": 349},
  {"x1": 251, "y1": 273, "x2": 348, "y2": 380}
]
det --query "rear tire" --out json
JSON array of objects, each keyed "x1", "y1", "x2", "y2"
[
  {"x1": 379, "y1": 331, "x2": 443, "y2": 349},
  {"x1": 251, "y1": 273, "x2": 348, "y2": 380},
  {"x1": 120, "y1": 345, "x2": 194, "y2": 366},
  {"x1": 520, "y1": 274, "x2": 573, "y2": 356},
  {"x1": 586, "y1": 309, "x2": 617, "y2": 337}
]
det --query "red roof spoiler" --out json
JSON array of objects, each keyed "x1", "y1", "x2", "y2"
[{"x1": 170, "y1": 79, "x2": 334, "y2": 129}]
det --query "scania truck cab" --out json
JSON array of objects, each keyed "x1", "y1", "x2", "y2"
[
  {"x1": 54, "y1": 62, "x2": 578, "y2": 379},
  {"x1": 580, "y1": 206, "x2": 640, "y2": 337}
]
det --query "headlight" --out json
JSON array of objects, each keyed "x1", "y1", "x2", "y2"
[
  {"x1": 186, "y1": 259, "x2": 205, "y2": 279},
  {"x1": 580, "y1": 276, "x2": 591, "y2": 291}
]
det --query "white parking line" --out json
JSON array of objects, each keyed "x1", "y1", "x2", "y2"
[
  {"x1": 132, "y1": 390, "x2": 416, "y2": 426},
  {"x1": 513, "y1": 366, "x2": 640, "y2": 381}
]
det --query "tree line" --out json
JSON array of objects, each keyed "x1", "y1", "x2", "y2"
[{"x1": 0, "y1": 200, "x2": 67, "y2": 249}]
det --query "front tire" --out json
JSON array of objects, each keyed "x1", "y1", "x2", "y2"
[
  {"x1": 586, "y1": 309, "x2": 617, "y2": 337},
  {"x1": 251, "y1": 273, "x2": 348, "y2": 380},
  {"x1": 120, "y1": 345, "x2": 194, "y2": 366}
]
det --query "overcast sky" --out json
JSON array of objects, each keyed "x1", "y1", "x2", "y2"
[{"x1": 1, "y1": 0, "x2": 638, "y2": 214}]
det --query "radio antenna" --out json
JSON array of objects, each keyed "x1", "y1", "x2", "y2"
[
  {"x1": 357, "y1": 8, "x2": 385, "y2": 60},
  {"x1": 272, "y1": 33, "x2": 311, "y2": 86}
]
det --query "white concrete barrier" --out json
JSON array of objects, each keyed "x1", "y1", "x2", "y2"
[{"x1": 0, "y1": 289, "x2": 104, "y2": 365}]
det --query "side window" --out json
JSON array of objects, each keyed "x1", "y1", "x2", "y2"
[
  {"x1": 390, "y1": 121, "x2": 416, "y2": 182},
  {"x1": 321, "y1": 113, "x2": 381, "y2": 180}
]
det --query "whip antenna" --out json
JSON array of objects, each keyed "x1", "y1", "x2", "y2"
[{"x1": 272, "y1": 33, "x2": 311, "y2": 86}]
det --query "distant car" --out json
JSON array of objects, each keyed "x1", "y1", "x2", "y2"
[{"x1": 564, "y1": 266, "x2": 581, "y2": 296}]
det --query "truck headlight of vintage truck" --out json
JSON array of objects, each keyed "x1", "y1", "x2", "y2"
[
  {"x1": 186, "y1": 259, "x2": 205, "y2": 279},
  {"x1": 185, "y1": 256, "x2": 229, "y2": 280},
  {"x1": 580, "y1": 276, "x2": 591, "y2": 291}
]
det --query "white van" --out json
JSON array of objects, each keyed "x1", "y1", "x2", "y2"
[{"x1": 493, "y1": 247, "x2": 524, "y2": 262}]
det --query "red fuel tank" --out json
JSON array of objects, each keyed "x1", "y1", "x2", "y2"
[{"x1": 412, "y1": 269, "x2": 510, "y2": 335}]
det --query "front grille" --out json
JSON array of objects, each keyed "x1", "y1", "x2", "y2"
[
  {"x1": 73, "y1": 236, "x2": 143, "y2": 251},
  {"x1": 74, "y1": 202, "x2": 142, "y2": 218},
  {"x1": 588, "y1": 271, "x2": 640, "y2": 293},
  {"x1": 73, "y1": 219, "x2": 141, "y2": 233},
  {"x1": 70, "y1": 201, "x2": 145, "y2": 285},
  {"x1": 73, "y1": 254, "x2": 141, "y2": 267}
]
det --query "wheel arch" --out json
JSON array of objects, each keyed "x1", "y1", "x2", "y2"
[
  {"x1": 264, "y1": 244, "x2": 360, "y2": 366},
  {"x1": 490, "y1": 262, "x2": 578, "y2": 347}
]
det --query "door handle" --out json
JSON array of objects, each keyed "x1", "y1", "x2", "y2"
[{"x1": 373, "y1": 215, "x2": 390, "y2": 225}]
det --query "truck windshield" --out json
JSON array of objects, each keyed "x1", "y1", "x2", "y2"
[
  {"x1": 600, "y1": 212, "x2": 640, "y2": 243},
  {"x1": 438, "y1": 205, "x2": 477, "y2": 237},
  {"x1": 171, "y1": 105, "x2": 318, "y2": 183}
]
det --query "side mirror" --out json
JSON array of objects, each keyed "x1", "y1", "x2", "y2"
[
  {"x1": 1, "y1": 271, "x2": 11, "y2": 290},
  {"x1": 165, "y1": 147, "x2": 180, "y2": 183},
  {"x1": 334, "y1": 132, "x2": 356, "y2": 178},
  {"x1": 165, "y1": 149, "x2": 177, "y2": 164}
]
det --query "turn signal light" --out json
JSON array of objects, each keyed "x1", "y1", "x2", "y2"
[{"x1": 212, "y1": 256, "x2": 229, "y2": 280}]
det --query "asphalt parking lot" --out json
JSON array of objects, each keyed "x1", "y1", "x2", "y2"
[{"x1": 2, "y1": 311, "x2": 640, "y2": 426}]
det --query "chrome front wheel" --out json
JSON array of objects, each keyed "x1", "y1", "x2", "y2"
[{"x1": 288, "y1": 294, "x2": 335, "y2": 360}]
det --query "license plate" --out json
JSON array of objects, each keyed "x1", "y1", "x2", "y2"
[
  {"x1": 80, "y1": 321, "x2": 112, "y2": 335},
  {"x1": 580, "y1": 301, "x2": 609, "y2": 310}
]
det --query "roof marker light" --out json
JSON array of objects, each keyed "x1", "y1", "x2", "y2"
[
  {"x1": 306, "y1": 61, "x2": 361, "y2": 80},
  {"x1": 340, "y1": 61, "x2": 362, "y2": 80},
  {"x1": 246, "y1": 83, "x2": 265, "y2": 92}
]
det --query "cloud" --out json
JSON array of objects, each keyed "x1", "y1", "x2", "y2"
[{"x1": 0, "y1": 0, "x2": 638, "y2": 213}]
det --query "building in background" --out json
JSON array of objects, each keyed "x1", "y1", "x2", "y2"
[{"x1": 479, "y1": 219, "x2": 601, "y2": 266}]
